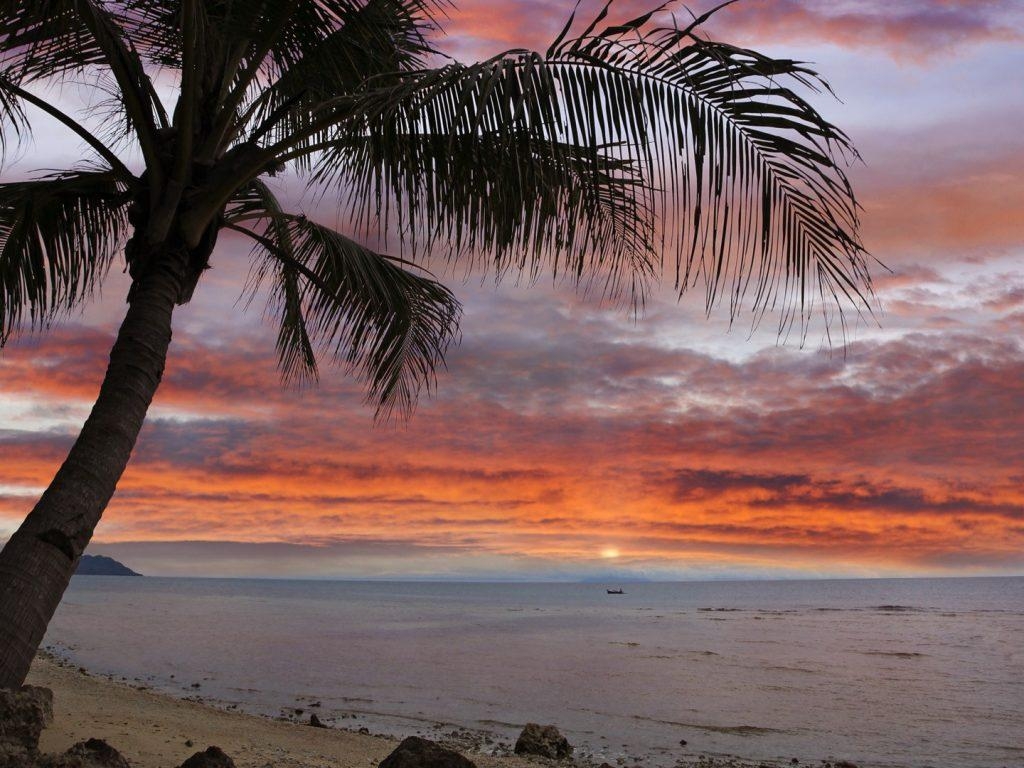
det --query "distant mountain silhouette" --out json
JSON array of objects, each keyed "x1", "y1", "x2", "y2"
[{"x1": 75, "y1": 554, "x2": 142, "y2": 576}]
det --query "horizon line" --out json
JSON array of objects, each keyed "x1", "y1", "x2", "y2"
[{"x1": 71, "y1": 572, "x2": 1024, "y2": 583}]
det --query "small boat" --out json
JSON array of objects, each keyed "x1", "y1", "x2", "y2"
[{"x1": 606, "y1": 588, "x2": 625, "y2": 595}]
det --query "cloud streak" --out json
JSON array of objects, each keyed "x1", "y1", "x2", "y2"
[
  {"x1": 704, "y1": 0, "x2": 1023, "y2": 60},
  {"x1": 3, "y1": 266, "x2": 1022, "y2": 576},
  {"x1": 440, "y1": 0, "x2": 1024, "y2": 61}
]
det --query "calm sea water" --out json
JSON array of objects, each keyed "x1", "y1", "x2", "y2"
[{"x1": 44, "y1": 577, "x2": 1024, "y2": 768}]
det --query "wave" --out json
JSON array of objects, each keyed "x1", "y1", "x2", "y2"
[
  {"x1": 765, "y1": 664, "x2": 821, "y2": 675},
  {"x1": 698, "y1": 607, "x2": 744, "y2": 612},
  {"x1": 863, "y1": 651, "x2": 927, "y2": 659},
  {"x1": 630, "y1": 714, "x2": 788, "y2": 735},
  {"x1": 873, "y1": 605, "x2": 928, "y2": 612}
]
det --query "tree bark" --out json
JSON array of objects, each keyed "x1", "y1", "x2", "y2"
[{"x1": 0, "y1": 246, "x2": 186, "y2": 689}]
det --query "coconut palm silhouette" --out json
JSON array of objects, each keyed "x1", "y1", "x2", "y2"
[{"x1": 0, "y1": 0, "x2": 872, "y2": 688}]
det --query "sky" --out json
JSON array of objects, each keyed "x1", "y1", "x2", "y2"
[{"x1": 1, "y1": 0, "x2": 1023, "y2": 580}]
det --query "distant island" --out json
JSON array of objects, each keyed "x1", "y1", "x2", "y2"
[{"x1": 75, "y1": 554, "x2": 142, "y2": 577}]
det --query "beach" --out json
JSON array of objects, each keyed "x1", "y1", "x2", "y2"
[
  {"x1": 27, "y1": 653, "x2": 785, "y2": 768},
  {"x1": 28, "y1": 653, "x2": 555, "y2": 768},
  {"x1": 29, "y1": 653, "x2": 393, "y2": 768}
]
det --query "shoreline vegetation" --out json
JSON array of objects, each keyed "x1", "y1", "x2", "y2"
[{"x1": 25, "y1": 653, "x2": 825, "y2": 768}]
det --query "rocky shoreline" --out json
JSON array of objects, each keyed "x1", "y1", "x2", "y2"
[{"x1": 11, "y1": 654, "x2": 860, "y2": 768}]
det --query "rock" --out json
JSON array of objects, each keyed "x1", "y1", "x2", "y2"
[
  {"x1": 358, "y1": 728, "x2": 370, "y2": 735},
  {"x1": 66, "y1": 739, "x2": 129, "y2": 768},
  {"x1": 178, "y1": 747, "x2": 235, "y2": 768},
  {"x1": 513, "y1": 724, "x2": 572, "y2": 760},
  {"x1": 46, "y1": 739, "x2": 131, "y2": 768},
  {"x1": 0, "y1": 746, "x2": 37, "y2": 768},
  {"x1": 378, "y1": 737, "x2": 476, "y2": 768},
  {"x1": 834, "y1": 763, "x2": 857, "y2": 768},
  {"x1": 0, "y1": 686, "x2": 54, "y2": 752},
  {"x1": 308, "y1": 714, "x2": 326, "y2": 728},
  {"x1": 679, "y1": 739, "x2": 688, "y2": 746}
]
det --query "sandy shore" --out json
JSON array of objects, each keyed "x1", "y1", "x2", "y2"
[
  {"x1": 26, "y1": 654, "x2": 791, "y2": 768},
  {"x1": 26, "y1": 655, "x2": 547, "y2": 768}
]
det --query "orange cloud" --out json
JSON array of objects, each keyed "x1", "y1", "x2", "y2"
[
  {"x1": 862, "y1": 149, "x2": 1024, "y2": 258},
  {"x1": 440, "y1": 0, "x2": 1023, "y2": 61},
  {"x1": 703, "y1": 0, "x2": 1022, "y2": 60},
  {"x1": 3, "y1": 287, "x2": 1022, "y2": 576}
]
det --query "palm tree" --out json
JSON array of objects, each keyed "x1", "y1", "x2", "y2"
[{"x1": 0, "y1": 0, "x2": 873, "y2": 689}]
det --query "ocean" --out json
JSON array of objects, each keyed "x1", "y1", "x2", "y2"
[{"x1": 43, "y1": 577, "x2": 1023, "y2": 768}]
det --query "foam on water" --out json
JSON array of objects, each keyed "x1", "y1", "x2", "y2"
[{"x1": 44, "y1": 577, "x2": 1024, "y2": 768}]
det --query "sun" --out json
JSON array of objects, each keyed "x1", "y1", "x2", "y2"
[{"x1": 600, "y1": 547, "x2": 620, "y2": 560}]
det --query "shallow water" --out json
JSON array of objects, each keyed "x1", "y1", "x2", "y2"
[{"x1": 45, "y1": 577, "x2": 1024, "y2": 768}]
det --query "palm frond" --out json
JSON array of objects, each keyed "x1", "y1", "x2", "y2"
[
  {"x1": 232, "y1": 179, "x2": 319, "y2": 386},
  {"x1": 323, "y1": 130, "x2": 658, "y2": 308},
  {"x1": 243, "y1": 0, "x2": 442, "y2": 161},
  {"x1": 0, "y1": 0, "x2": 110, "y2": 80},
  {"x1": 116, "y1": 0, "x2": 445, "y2": 157},
  {"x1": 0, "y1": 169, "x2": 129, "y2": 344},
  {"x1": 0, "y1": 74, "x2": 136, "y2": 180},
  {"x1": 227, "y1": 182, "x2": 462, "y2": 418},
  {"x1": 0, "y1": 68, "x2": 28, "y2": 159},
  {"x1": 0, "y1": 0, "x2": 165, "y2": 164},
  {"x1": 310, "y1": 2, "x2": 871, "y2": 333}
]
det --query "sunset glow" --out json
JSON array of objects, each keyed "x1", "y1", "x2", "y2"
[{"x1": 1, "y1": 0, "x2": 1022, "y2": 579}]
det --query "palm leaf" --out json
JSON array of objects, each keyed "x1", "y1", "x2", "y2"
[
  {"x1": 232, "y1": 179, "x2": 319, "y2": 387},
  {"x1": 0, "y1": 169, "x2": 129, "y2": 344},
  {"x1": 0, "y1": 68, "x2": 28, "y2": 159},
  {"x1": 0, "y1": 0, "x2": 111, "y2": 80},
  {"x1": 242, "y1": 0, "x2": 441, "y2": 161},
  {"x1": 322, "y1": 129, "x2": 658, "y2": 308},
  {"x1": 226, "y1": 182, "x2": 461, "y2": 418},
  {"x1": 117, "y1": 0, "x2": 445, "y2": 158},
  {"x1": 0, "y1": 0, "x2": 166, "y2": 161},
  {"x1": 306, "y1": 3, "x2": 872, "y2": 332}
]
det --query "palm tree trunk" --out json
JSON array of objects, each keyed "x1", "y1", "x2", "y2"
[{"x1": 0, "y1": 246, "x2": 186, "y2": 690}]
